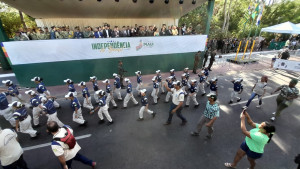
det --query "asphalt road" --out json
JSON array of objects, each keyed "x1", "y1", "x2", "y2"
[{"x1": 0, "y1": 68, "x2": 299, "y2": 169}]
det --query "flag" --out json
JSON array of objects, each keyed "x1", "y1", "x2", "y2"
[
  {"x1": 241, "y1": 10, "x2": 250, "y2": 25},
  {"x1": 256, "y1": 3, "x2": 265, "y2": 26},
  {"x1": 251, "y1": 3, "x2": 260, "y2": 19}
]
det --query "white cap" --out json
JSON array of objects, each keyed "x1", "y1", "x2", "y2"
[
  {"x1": 140, "y1": 89, "x2": 147, "y2": 93},
  {"x1": 78, "y1": 81, "x2": 86, "y2": 86},
  {"x1": 191, "y1": 79, "x2": 197, "y2": 83},
  {"x1": 2, "y1": 80, "x2": 12, "y2": 85},
  {"x1": 172, "y1": 81, "x2": 180, "y2": 85},
  {"x1": 135, "y1": 71, "x2": 141, "y2": 75},
  {"x1": 201, "y1": 70, "x2": 205, "y2": 73},
  {"x1": 156, "y1": 70, "x2": 160, "y2": 73},
  {"x1": 184, "y1": 67, "x2": 189, "y2": 70},
  {"x1": 167, "y1": 76, "x2": 173, "y2": 79},
  {"x1": 65, "y1": 92, "x2": 74, "y2": 98},
  {"x1": 170, "y1": 69, "x2": 175, "y2": 72},
  {"x1": 102, "y1": 79, "x2": 110, "y2": 83},
  {"x1": 234, "y1": 78, "x2": 243, "y2": 82},
  {"x1": 31, "y1": 76, "x2": 41, "y2": 82},
  {"x1": 113, "y1": 73, "x2": 118, "y2": 77},
  {"x1": 25, "y1": 90, "x2": 36, "y2": 95},
  {"x1": 8, "y1": 101, "x2": 22, "y2": 107},
  {"x1": 125, "y1": 78, "x2": 130, "y2": 82},
  {"x1": 40, "y1": 96, "x2": 47, "y2": 103},
  {"x1": 152, "y1": 76, "x2": 156, "y2": 81},
  {"x1": 181, "y1": 73, "x2": 186, "y2": 77},
  {"x1": 211, "y1": 77, "x2": 218, "y2": 82},
  {"x1": 90, "y1": 76, "x2": 97, "y2": 80},
  {"x1": 95, "y1": 90, "x2": 105, "y2": 96},
  {"x1": 64, "y1": 79, "x2": 72, "y2": 83}
]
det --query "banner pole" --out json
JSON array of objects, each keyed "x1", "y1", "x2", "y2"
[
  {"x1": 249, "y1": 40, "x2": 256, "y2": 59},
  {"x1": 234, "y1": 41, "x2": 242, "y2": 61},
  {"x1": 241, "y1": 40, "x2": 249, "y2": 60}
]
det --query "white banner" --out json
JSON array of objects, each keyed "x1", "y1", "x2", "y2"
[
  {"x1": 273, "y1": 59, "x2": 300, "y2": 72},
  {"x1": 3, "y1": 35, "x2": 207, "y2": 65}
]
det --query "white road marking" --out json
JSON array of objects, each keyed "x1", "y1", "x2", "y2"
[
  {"x1": 230, "y1": 94, "x2": 279, "y2": 106},
  {"x1": 23, "y1": 134, "x2": 91, "y2": 151},
  {"x1": 0, "y1": 73, "x2": 16, "y2": 78}
]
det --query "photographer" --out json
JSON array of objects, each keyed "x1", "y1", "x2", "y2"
[{"x1": 225, "y1": 111, "x2": 275, "y2": 169}]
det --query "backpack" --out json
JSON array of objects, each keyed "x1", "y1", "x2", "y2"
[{"x1": 53, "y1": 126, "x2": 76, "y2": 149}]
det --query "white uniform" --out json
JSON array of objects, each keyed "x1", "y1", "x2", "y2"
[
  {"x1": 123, "y1": 83, "x2": 138, "y2": 107},
  {"x1": 151, "y1": 81, "x2": 159, "y2": 103},
  {"x1": 40, "y1": 91, "x2": 60, "y2": 108},
  {"x1": 186, "y1": 84, "x2": 199, "y2": 106},
  {"x1": 14, "y1": 108, "x2": 37, "y2": 138},
  {"x1": 139, "y1": 96, "x2": 154, "y2": 119},
  {"x1": 0, "y1": 107, "x2": 16, "y2": 127},
  {"x1": 97, "y1": 97, "x2": 113, "y2": 122},
  {"x1": 71, "y1": 98, "x2": 85, "y2": 124}
]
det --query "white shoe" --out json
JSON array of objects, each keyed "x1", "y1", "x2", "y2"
[
  {"x1": 256, "y1": 105, "x2": 261, "y2": 108},
  {"x1": 272, "y1": 112, "x2": 276, "y2": 115},
  {"x1": 270, "y1": 117, "x2": 276, "y2": 121}
]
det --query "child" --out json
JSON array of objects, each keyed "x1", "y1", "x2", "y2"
[
  {"x1": 123, "y1": 78, "x2": 139, "y2": 108},
  {"x1": 151, "y1": 76, "x2": 159, "y2": 105},
  {"x1": 165, "y1": 76, "x2": 174, "y2": 103},
  {"x1": 64, "y1": 78, "x2": 77, "y2": 97},
  {"x1": 78, "y1": 81, "x2": 94, "y2": 114},
  {"x1": 181, "y1": 73, "x2": 188, "y2": 95},
  {"x1": 156, "y1": 70, "x2": 165, "y2": 94},
  {"x1": 40, "y1": 96, "x2": 65, "y2": 127},
  {"x1": 197, "y1": 70, "x2": 207, "y2": 96},
  {"x1": 203, "y1": 67, "x2": 210, "y2": 86},
  {"x1": 31, "y1": 76, "x2": 60, "y2": 108},
  {"x1": 102, "y1": 79, "x2": 117, "y2": 109},
  {"x1": 170, "y1": 69, "x2": 176, "y2": 80},
  {"x1": 113, "y1": 73, "x2": 123, "y2": 101},
  {"x1": 2, "y1": 80, "x2": 25, "y2": 105},
  {"x1": 229, "y1": 78, "x2": 243, "y2": 104},
  {"x1": 208, "y1": 77, "x2": 218, "y2": 95},
  {"x1": 65, "y1": 92, "x2": 87, "y2": 126},
  {"x1": 25, "y1": 90, "x2": 43, "y2": 127},
  {"x1": 183, "y1": 67, "x2": 190, "y2": 80},
  {"x1": 135, "y1": 71, "x2": 143, "y2": 93},
  {"x1": 95, "y1": 90, "x2": 114, "y2": 125},
  {"x1": 185, "y1": 79, "x2": 199, "y2": 108},
  {"x1": 137, "y1": 89, "x2": 156, "y2": 121},
  {"x1": 89, "y1": 76, "x2": 99, "y2": 103}
]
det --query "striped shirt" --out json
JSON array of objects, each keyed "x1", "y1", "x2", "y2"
[{"x1": 203, "y1": 101, "x2": 219, "y2": 119}]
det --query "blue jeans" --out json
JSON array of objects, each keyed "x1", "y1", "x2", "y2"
[
  {"x1": 246, "y1": 92, "x2": 262, "y2": 107},
  {"x1": 63, "y1": 153, "x2": 93, "y2": 169},
  {"x1": 2, "y1": 155, "x2": 28, "y2": 169},
  {"x1": 167, "y1": 103, "x2": 186, "y2": 123}
]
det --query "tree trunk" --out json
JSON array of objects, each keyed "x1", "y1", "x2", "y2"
[
  {"x1": 222, "y1": 0, "x2": 228, "y2": 32},
  {"x1": 19, "y1": 10, "x2": 27, "y2": 29},
  {"x1": 225, "y1": 0, "x2": 233, "y2": 35}
]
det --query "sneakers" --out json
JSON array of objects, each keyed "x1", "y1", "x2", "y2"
[
  {"x1": 164, "y1": 122, "x2": 171, "y2": 125},
  {"x1": 185, "y1": 105, "x2": 189, "y2": 107},
  {"x1": 272, "y1": 112, "x2": 276, "y2": 115},
  {"x1": 80, "y1": 121, "x2": 88, "y2": 126},
  {"x1": 237, "y1": 98, "x2": 241, "y2": 102},
  {"x1": 242, "y1": 106, "x2": 248, "y2": 110},
  {"x1": 228, "y1": 100, "x2": 233, "y2": 104},
  {"x1": 190, "y1": 132, "x2": 199, "y2": 136},
  {"x1": 137, "y1": 118, "x2": 144, "y2": 121},
  {"x1": 270, "y1": 117, "x2": 276, "y2": 122},
  {"x1": 98, "y1": 119, "x2": 105, "y2": 124},
  {"x1": 201, "y1": 93, "x2": 206, "y2": 96},
  {"x1": 205, "y1": 135, "x2": 212, "y2": 140},
  {"x1": 152, "y1": 112, "x2": 156, "y2": 118},
  {"x1": 194, "y1": 104, "x2": 199, "y2": 108},
  {"x1": 152, "y1": 102, "x2": 158, "y2": 105},
  {"x1": 256, "y1": 105, "x2": 261, "y2": 108},
  {"x1": 113, "y1": 106, "x2": 118, "y2": 109},
  {"x1": 107, "y1": 121, "x2": 114, "y2": 126},
  {"x1": 180, "y1": 121, "x2": 187, "y2": 126},
  {"x1": 92, "y1": 162, "x2": 97, "y2": 169}
]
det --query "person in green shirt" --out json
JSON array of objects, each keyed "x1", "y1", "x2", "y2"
[{"x1": 225, "y1": 111, "x2": 275, "y2": 169}]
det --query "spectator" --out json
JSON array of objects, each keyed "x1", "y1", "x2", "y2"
[
  {"x1": 13, "y1": 31, "x2": 28, "y2": 41},
  {"x1": 112, "y1": 26, "x2": 120, "y2": 38},
  {"x1": 50, "y1": 26, "x2": 56, "y2": 39},
  {"x1": 172, "y1": 26, "x2": 178, "y2": 36},
  {"x1": 102, "y1": 24, "x2": 112, "y2": 38},
  {"x1": 160, "y1": 27, "x2": 167, "y2": 36},
  {"x1": 73, "y1": 27, "x2": 84, "y2": 39},
  {"x1": 154, "y1": 29, "x2": 160, "y2": 36},
  {"x1": 94, "y1": 27, "x2": 103, "y2": 38},
  {"x1": 120, "y1": 26, "x2": 128, "y2": 37}
]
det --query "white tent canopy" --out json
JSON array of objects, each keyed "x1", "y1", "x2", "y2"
[
  {"x1": 296, "y1": 23, "x2": 300, "y2": 27},
  {"x1": 261, "y1": 21, "x2": 300, "y2": 34}
]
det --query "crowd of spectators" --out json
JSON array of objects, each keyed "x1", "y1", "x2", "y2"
[{"x1": 13, "y1": 24, "x2": 197, "y2": 41}]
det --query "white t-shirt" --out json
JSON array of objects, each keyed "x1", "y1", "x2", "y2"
[
  {"x1": 51, "y1": 126, "x2": 81, "y2": 161},
  {"x1": 171, "y1": 88, "x2": 185, "y2": 105},
  {"x1": 0, "y1": 129, "x2": 23, "y2": 166},
  {"x1": 253, "y1": 82, "x2": 267, "y2": 95}
]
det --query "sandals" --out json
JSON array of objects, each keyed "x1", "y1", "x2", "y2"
[{"x1": 224, "y1": 162, "x2": 236, "y2": 168}]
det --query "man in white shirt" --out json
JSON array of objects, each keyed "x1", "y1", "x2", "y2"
[
  {"x1": 47, "y1": 121, "x2": 96, "y2": 169},
  {"x1": 0, "y1": 127, "x2": 28, "y2": 169},
  {"x1": 164, "y1": 81, "x2": 187, "y2": 125}
]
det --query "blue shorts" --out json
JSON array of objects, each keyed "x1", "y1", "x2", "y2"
[{"x1": 240, "y1": 141, "x2": 263, "y2": 159}]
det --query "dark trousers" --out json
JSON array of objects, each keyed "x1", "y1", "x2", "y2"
[
  {"x1": 63, "y1": 153, "x2": 93, "y2": 169},
  {"x1": 207, "y1": 59, "x2": 214, "y2": 70},
  {"x1": 2, "y1": 155, "x2": 28, "y2": 169},
  {"x1": 203, "y1": 57, "x2": 208, "y2": 67},
  {"x1": 167, "y1": 103, "x2": 186, "y2": 123},
  {"x1": 120, "y1": 76, "x2": 125, "y2": 87}
]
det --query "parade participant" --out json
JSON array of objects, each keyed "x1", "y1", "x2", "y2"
[
  {"x1": 185, "y1": 79, "x2": 199, "y2": 108},
  {"x1": 207, "y1": 49, "x2": 216, "y2": 71},
  {"x1": 225, "y1": 111, "x2": 275, "y2": 169},
  {"x1": 181, "y1": 73, "x2": 188, "y2": 95},
  {"x1": 31, "y1": 76, "x2": 60, "y2": 108},
  {"x1": 203, "y1": 49, "x2": 209, "y2": 68},
  {"x1": 102, "y1": 79, "x2": 118, "y2": 109},
  {"x1": 89, "y1": 76, "x2": 100, "y2": 103},
  {"x1": 208, "y1": 78, "x2": 218, "y2": 95},
  {"x1": 40, "y1": 96, "x2": 65, "y2": 127},
  {"x1": 113, "y1": 73, "x2": 123, "y2": 101},
  {"x1": 183, "y1": 67, "x2": 190, "y2": 80},
  {"x1": 47, "y1": 121, "x2": 96, "y2": 169},
  {"x1": 197, "y1": 70, "x2": 207, "y2": 96},
  {"x1": 193, "y1": 51, "x2": 201, "y2": 74},
  {"x1": 229, "y1": 78, "x2": 243, "y2": 104},
  {"x1": 25, "y1": 90, "x2": 43, "y2": 127},
  {"x1": 156, "y1": 70, "x2": 165, "y2": 94},
  {"x1": 94, "y1": 90, "x2": 114, "y2": 125},
  {"x1": 137, "y1": 89, "x2": 156, "y2": 121},
  {"x1": 9, "y1": 101, "x2": 38, "y2": 138},
  {"x1": 0, "y1": 92, "x2": 16, "y2": 127},
  {"x1": 2, "y1": 80, "x2": 25, "y2": 104},
  {"x1": 135, "y1": 71, "x2": 143, "y2": 93},
  {"x1": 64, "y1": 79, "x2": 77, "y2": 97},
  {"x1": 244, "y1": 76, "x2": 268, "y2": 109},
  {"x1": 65, "y1": 92, "x2": 87, "y2": 126},
  {"x1": 170, "y1": 69, "x2": 176, "y2": 80},
  {"x1": 270, "y1": 78, "x2": 299, "y2": 121},
  {"x1": 203, "y1": 67, "x2": 210, "y2": 85},
  {"x1": 151, "y1": 76, "x2": 159, "y2": 105},
  {"x1": 123, "y1": 78, "x2": 139, "y2": 108},
  {"x1": 0, "y1": 127, "x2": 29, "y2": 169},
  {"x1": 165, "y1": 76, "x2": 174, "y2": 103},
  {"x1": 164, "y1": 81, "x2": 187, "y2": 126},
  {"x1": 191, "y1": 94, "x2": 219, "y2": 139},
  {"x1": 78, "y1": 81, "x2": 94, "y2": 114},
  {"x1": 118, "y1": 60, "x2": 127, "y2": 89}
]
